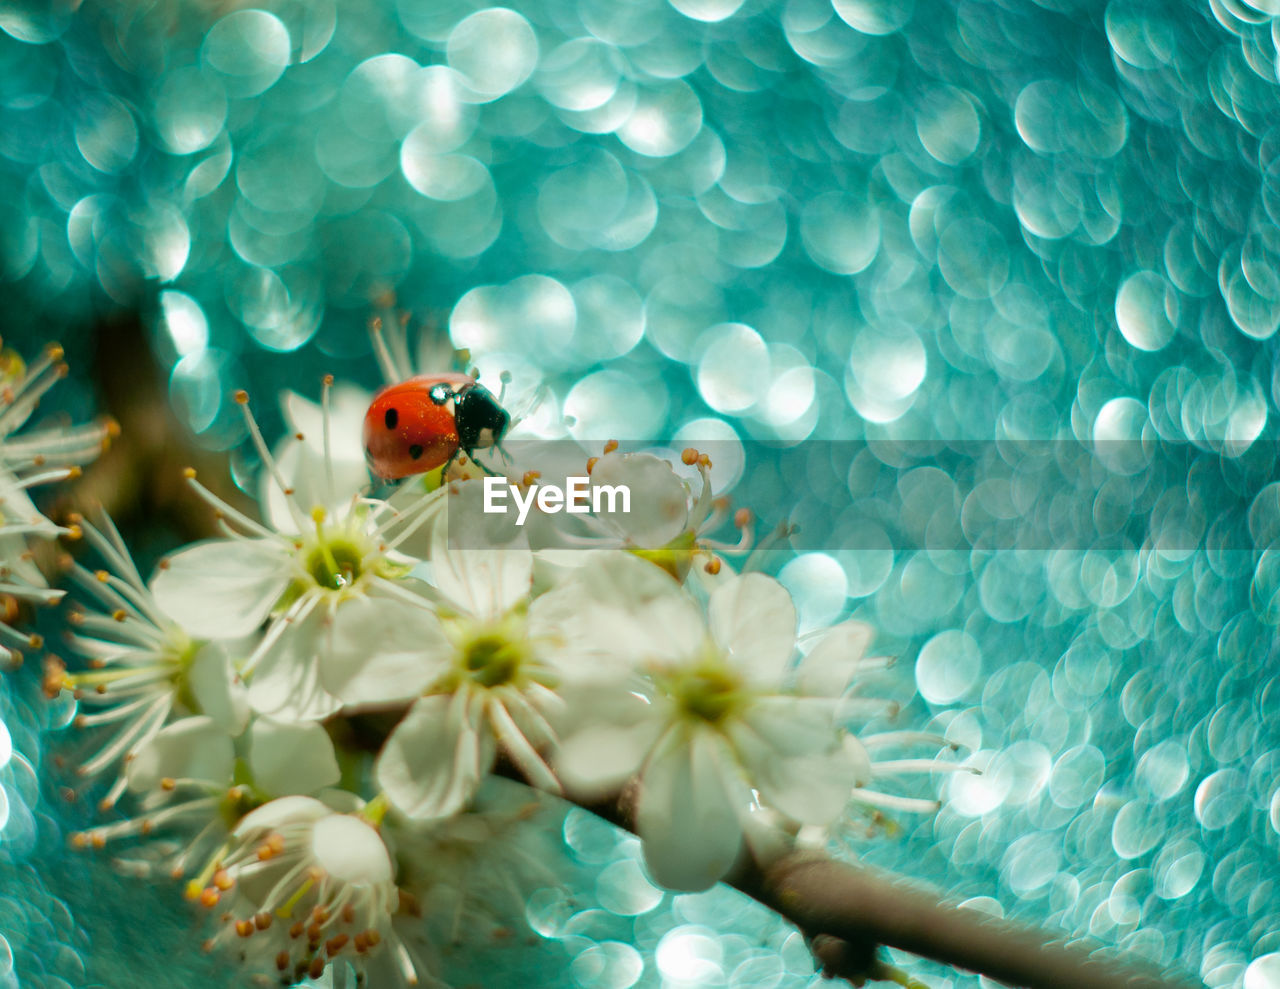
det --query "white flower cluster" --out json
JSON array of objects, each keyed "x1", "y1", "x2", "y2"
[
  {"x1": 0, "y1": 343, "x2": 112, "y2": 664},
  {"x1": 30, "y1": 369, "x2": 961, "y2": 987}
]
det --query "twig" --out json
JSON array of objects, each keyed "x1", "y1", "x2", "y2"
[{"x1": 493, "y1": 760, "x2": 1203, "y2": 989}]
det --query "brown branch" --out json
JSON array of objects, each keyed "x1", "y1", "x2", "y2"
[{"x1": 494, "y1": 760, "x2": 1202, "y2": 989}]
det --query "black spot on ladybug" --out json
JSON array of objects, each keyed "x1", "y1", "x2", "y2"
[
  {"x1": 384, "y1": 408, "x2": 398, "y2": 430},
  {"x1": 409, "y1": 444, "x2": 424, "y2": 460}
]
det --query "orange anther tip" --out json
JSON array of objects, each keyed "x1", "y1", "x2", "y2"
[
  {"x1": 704, "y1": 558, "x2": 722, "y2": 575},
  {"x1": 200, "y1": 887, "x2": 220, "y2": 908},
  {"x1": 182, "y1": 467, "x2": 197, "y2": 479},
  {"x1": 586, "y1": 457, "x2": 598, "y2": 474},
  {"x1": 46, "y1": 343, "x2": 65, "y2": 360},
  {"x1": 234, "y1": 390, "x2": 249, "y2": 404},
  {"x1": 323, "y1": 374, "x2": 334, "y2": 386},
  {"x1": 734, "y1": 508, "x2": 753, "y2": 527},
  {"x1": 160, "y1": 777, "x2": 176, "y2": 791},
  {"x1": 681, "y1": 448, "x2": 699, "y2": 465},
  {"x1": 603, "y1": 439, "x2": 619, "y2": 454}
]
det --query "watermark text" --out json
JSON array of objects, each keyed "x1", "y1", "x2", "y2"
[{"x1": 482, "y1": 475, "x2": 630, "y2": 526}]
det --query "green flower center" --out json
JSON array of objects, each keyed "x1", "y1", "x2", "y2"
[
  {"x1": 662, "y1": 657, "x2": 744, "y2": 724},
  {"x1": 305, "y1": 538, "x2": 364, "y2": 590},
  {"x1": 462, "y1": 633, "x2": 525, "y2": 687}
]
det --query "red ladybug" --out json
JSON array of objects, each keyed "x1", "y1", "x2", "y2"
[{"x1": 363, "y1": 372, "x2": 510, "y2": 480}]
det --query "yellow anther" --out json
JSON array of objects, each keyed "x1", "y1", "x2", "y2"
[
  {"x1": 46, "y1": 342, "x2": 65, "y2": 361},
  {"x1": 95, "y1": 570, "x2": 110, "y2": 583},
  {"x1": 311, "y1": 506, "x2": 326, "y2": 525},
  {"x1": 234, "y1": 390, "x2": 250, "y2": 405},
  {"x1": 681, "y1": 448, "x2": 699, "y2": 465},
  {"x1": 182, "y1": 467, "x2": 197, "y2": 479},
  {"x1": 603, "y1": 439, "x2": 619, "y2": 454}
]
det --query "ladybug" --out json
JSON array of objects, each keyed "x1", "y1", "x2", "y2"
[{"x1": 363, "y1": 372, "x2": 510, "y2": 481}]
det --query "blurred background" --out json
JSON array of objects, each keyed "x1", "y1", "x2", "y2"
[{"x1": 0, "y1": 0, "x2": 1279, "y2": 986}]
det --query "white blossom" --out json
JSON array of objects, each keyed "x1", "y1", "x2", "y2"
[
  {"x1": 0, "y1": 344, "x2": 111, "y2": 660},
  {"x1": 46, "y1": 514, "x2": 247, "y2": 813},
  {"x1": 539, "y1": 449, "x2": 763, "y2": 585},
  {"x1": 554, "y1": 559, "x2": 871, "y2": 891},
  {"x1": 149, "y1": 387, "x2": 447, "y2": 721},
  {"x1": 195, "y1": 795, "x2": 408, "y2": 985},
  {"x1": 370, "y1": 536, "x2": 634, "y2": 821}
]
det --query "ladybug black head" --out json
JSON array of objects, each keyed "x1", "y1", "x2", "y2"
[{"x1": 454, "y1": 382, "x2": 510, "y2": 453}]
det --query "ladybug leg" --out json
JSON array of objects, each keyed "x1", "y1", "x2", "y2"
[{"x1": 460, "y1": 447, "x2": 508, "y2": 478}]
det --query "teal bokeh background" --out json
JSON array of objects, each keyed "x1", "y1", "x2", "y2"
[{"x1": 1, "y1": 0, "x2": 1279, "y2": 986}]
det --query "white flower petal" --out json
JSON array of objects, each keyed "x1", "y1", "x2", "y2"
[
  {"x1": 234, "y1": 794, "x2": 330, "y2": 835},
  {"x1": 708, "y1": 574, "x2": 797, "y2": 686},
  {"x1": 249, "y1": 716, "x2": 342, "y2": 797},
  {"x1": 554, "y1": 683, "x2": 665, "y2": 797},
  {"x1": 796, "y1": 620, "x2": 875, "y2": 696},
  {"x1": 531, "y1": 552, "x2": 703, "y2": 674},
  {"x1": 311, "y1": 813, "x2": 394, "y2": 885},
  {"x1": 636, "y1": 726, "x2": 743, "y2": 892},
  {"x1": 281, "y1": 386, "x2": 369, "y2": 464},
  {"x1": 150, "y1": 539, "x2": 292, "y2": 639},
  {"x1": 590, "y1": 453, "x2": 690, "y2": 548},
  {"x1": 186, "y1": 643, "x2": 249, "y2": 735},
  {"x1": 430, "y1": 527, "x2": 533, "y2": 620},
  {"x1": 246, "y1": 603, "x2": 343, "y2": 722},
  {"x1": 263, "y1": 439, "x2": 370, "y2": 535},
  {"x1": 376, "y1": 692, "x2": 495, "y2": 820},
  {"x1": 126, "y1": 716, "x2": 234, "y2": 792},
  {"x1": 843, "y1": 733, "x2": 874, "y2": 787},
  {"x1": 318, "y1": 588, "x2": 451, "y2": 707},
  {"x1": 728, "y1": 702, "x2": 855, "y2": 825}
]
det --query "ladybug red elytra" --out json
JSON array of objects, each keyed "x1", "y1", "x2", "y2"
[{"x1": 363, "y1": 372, "x2": 510, "y2": 480}]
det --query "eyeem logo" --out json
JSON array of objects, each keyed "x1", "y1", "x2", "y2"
[{"x1": 482, "y1": 475, "x2": 630, "y2": 526}]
